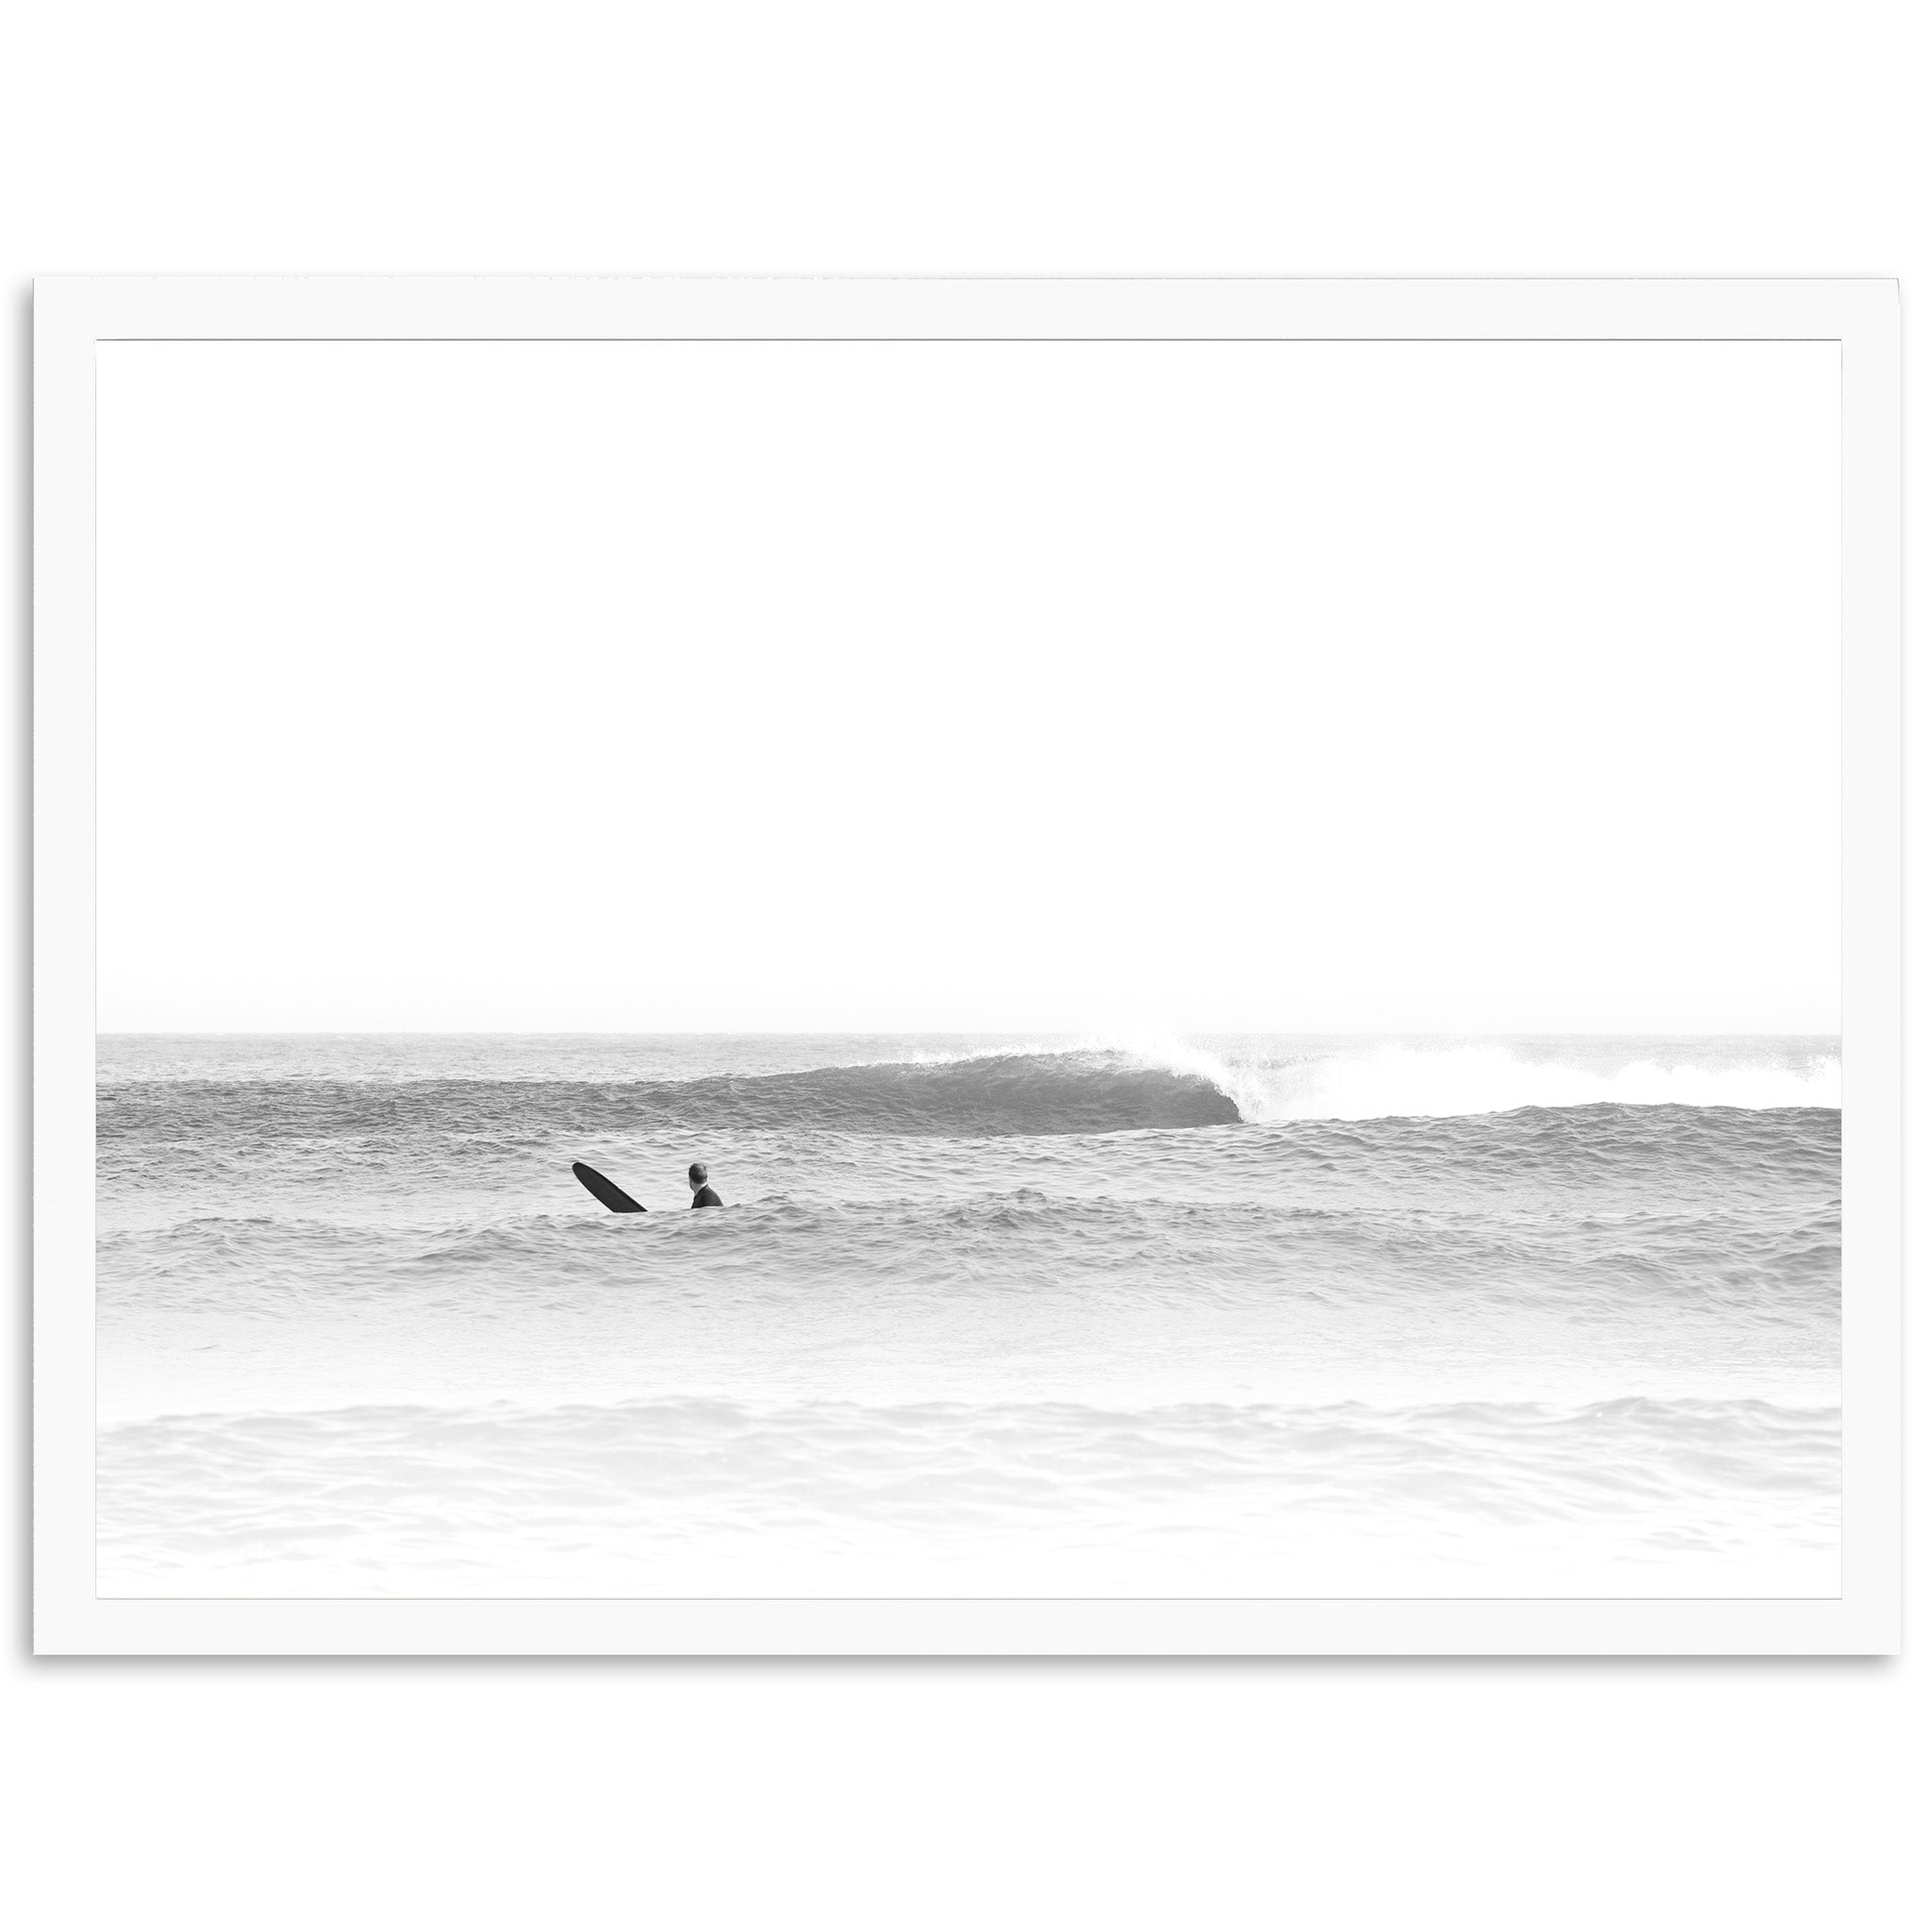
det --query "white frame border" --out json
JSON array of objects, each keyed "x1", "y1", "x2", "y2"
[{"x1": 34, "y1": 277, "x2": 1902, "y2": 1655}]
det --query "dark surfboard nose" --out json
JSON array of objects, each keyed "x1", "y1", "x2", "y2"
[{"x1": 573, "y1": 1161, "x2": 648, "y2": 1213}]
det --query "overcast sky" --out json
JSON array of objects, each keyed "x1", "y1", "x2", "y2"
[{"x1": 95, "y1": 338, "x2": 1839, "y2": 1034}]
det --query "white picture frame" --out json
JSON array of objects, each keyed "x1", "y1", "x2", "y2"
[{"x1": 34, "y1": 275, "x2": 1901, "y2": 1655}]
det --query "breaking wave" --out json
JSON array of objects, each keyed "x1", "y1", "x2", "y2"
[
  {"x1": 97, "y1": 1039, "x2": 1840, "y2": 1147},
  {"x1": 1113, "y1": 1037, "x2": 1840, "y2": 1123}
]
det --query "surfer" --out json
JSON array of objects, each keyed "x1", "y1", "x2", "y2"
[{"x1": 689, "y1": 1162, "x2": 724, "y2": 1208}]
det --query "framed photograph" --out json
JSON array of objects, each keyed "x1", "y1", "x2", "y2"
[{"x1": 34, "y1": 277, "x2": 1900, "y2": 1653}]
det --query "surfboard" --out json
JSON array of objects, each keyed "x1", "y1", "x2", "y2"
[{"x1": 573, "y1": 1160, "x2": 647, "y2": 1213}]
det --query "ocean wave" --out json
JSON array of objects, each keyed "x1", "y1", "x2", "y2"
[
  {"x1": 1107, "y1": 1037, "x2": 1841, "y2": 1122},
  {"x1": 98, "y1": 1052, "x2": 1241, "y2": 1141},
  {"x1": 96, "y1": 1096, "x2": 1840, "y2": 1246},
  {"x1": 97, "y1": 1179, "x2": 1841, "y2": 1325},
  {"x1": 95, "y1": 1040, "x2": 1842, "y2": 1154}
]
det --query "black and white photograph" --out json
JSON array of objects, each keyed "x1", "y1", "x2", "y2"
[{"x1": 89, "y1": 326, "x2": 1846, "y2": 1603}]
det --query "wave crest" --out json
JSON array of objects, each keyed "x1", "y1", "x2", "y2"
[
  {"x1": 1110, "y1": 1038, "x2": 1840, "y2": 1123},
  {"x1": 99, "y1": 1053, "x2": 1241, "y2": 1141}
]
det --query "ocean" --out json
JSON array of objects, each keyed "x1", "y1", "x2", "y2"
[{"x1": 94, "y1": 1034, "x2": 1841, "y2": 1598}]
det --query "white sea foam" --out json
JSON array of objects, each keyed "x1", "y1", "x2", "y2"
[
  {"x1": 1111, "y1": 1036, "x2": 1841, "y2": 1123},
  {"x1": 96, "y1": 1393, "x2": 1841, "y2": 1600}
]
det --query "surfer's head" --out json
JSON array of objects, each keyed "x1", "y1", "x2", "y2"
[{"x1": 689, "y1": 1162, "x2": 708, "y2": 1189}]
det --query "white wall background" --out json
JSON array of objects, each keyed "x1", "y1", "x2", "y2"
[{"x1": 5, "y1": 4, "x2": 1924, "y2": 1927}]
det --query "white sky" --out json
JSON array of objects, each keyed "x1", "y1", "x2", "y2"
[{"x1": 95, "y1": 339, "x2": 1840, "y2": 1034}]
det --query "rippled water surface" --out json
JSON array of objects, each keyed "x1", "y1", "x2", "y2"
[{"x1": 96, "y1": 1034, "x2": 1840, "y2": 1597}]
